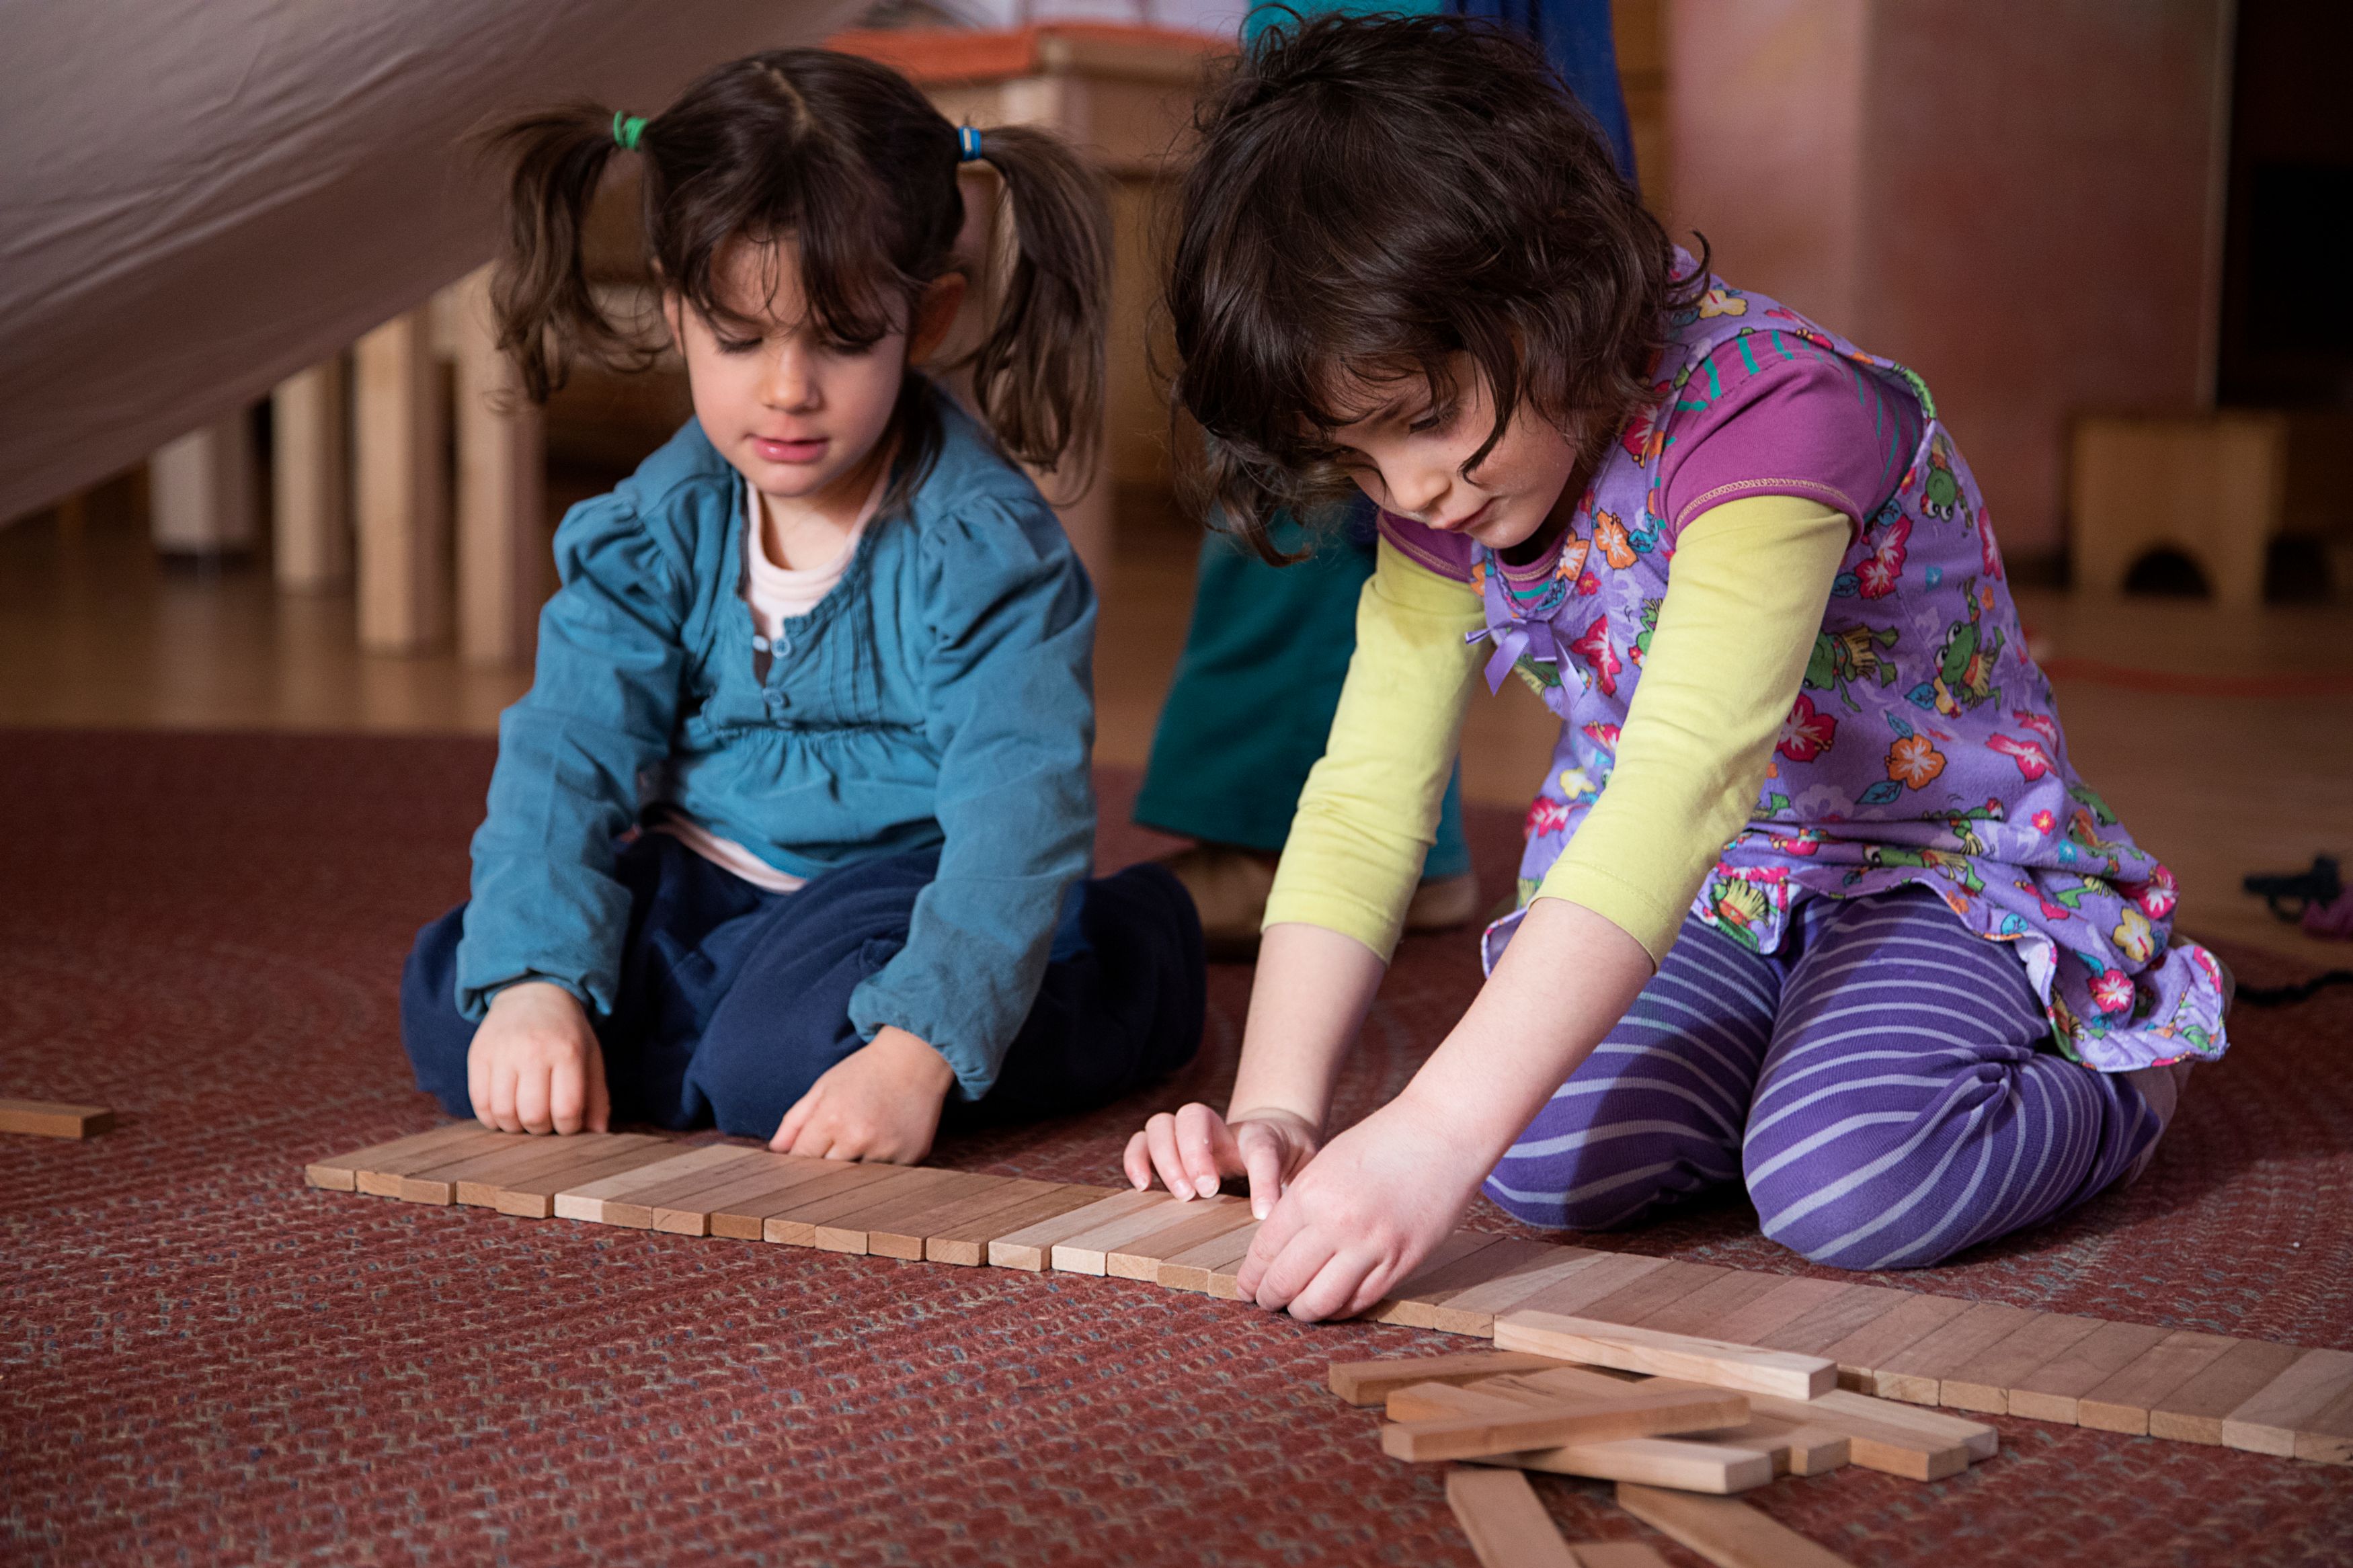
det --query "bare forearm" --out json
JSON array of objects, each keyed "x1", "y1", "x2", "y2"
[{"x1": 1227, "y1": 921, "x2": 1387, "y2": 1129}]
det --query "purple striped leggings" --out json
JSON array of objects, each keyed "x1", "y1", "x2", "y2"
[{"x1": 1482, "y1": 888, "x2": 2161, "y2": 1270}]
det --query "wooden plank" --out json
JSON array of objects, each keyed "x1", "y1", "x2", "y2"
[
  {"x1": 1051, "y1": 1192, "x2": 1212, "y2": 1274},
  {"x1": 2076, "y1": 1329, "x2": 2241, "y2": 1435},
  {"x1": 1445, "y1": 1467, "x2": 1582, "y2": 1568},
  {"x1": 450, "y1": 1133, "x2": 664, "y2": 1206},
  {"x1": 1205, "y1": 1225, "x2": 1271, "y2": 1299},
  {"x1": 553, "y1": 1145, "x2": 748, "y2": 1223},
  {"x1": 2147, "y1": 1338, "x2": 2304, "y2": 1445},
  {"x1": 1565, "y1": 1546, "x2": 1671, "y2": 1568},
  {"x1": 704, "y1": 1159, "x2": 873, "y2": 1239},
  {"x1": 1363, "y1": 1232, "x2": 1515, "y2": 1323},
  {"x1": 1329, "y1": 1352, "x2": 1572, "y2": 1407},
  {"x1": 2219, "y1": 1348, "x2": 2353, "y2": 1458},
  {"x1": 1812, "y1": 1293, "x2": 1969, "y2": 1389},
  {"x1": 1370, "y1": 1237, "x2": 1565, "y2": 1331},
  {"x1": 1451, "y1": 1376, "x2": 1776, "y2": 1493},
  {"x1": 1510, "y1": 1252, "x2": 1669, "y2": 1319},
  {"x1": 1802, "y1": 1389, "x2": 1997, "y2": 1462},
  {"x1": 651, "y1": 1153, "x2": 826, "y2": 1235},
  {"x1": 1158, "y1": 1223, "x2": 1261, "y2": 1293},
  {"x1": 1616, "y1": 1483, "x2": 1856, "y2": 1568},
  {"x1": 602, "y1": 1145, "x2": 776, "y2": 1229},
  {"x1": 1745, "y1": 1393, "x2": 1968, "y2": 1481},
  {"x1": 1494, "y1": 1311, "x2": 1837, "y2": 1401},
  {"x1": 1381, "y1": 1384, "x2": 1750, "y2": 1462},
  {"x1": 305, "y1": 1122, "x2": 487, "y2": 1192},
  {"x1": 491, "y1": 1141, "x2": 686, "y2": 1219},
  {"x1": 395, "y1": 1132, "x2": 588, "y2": 1204},
  {"x1": 766, "y1": 1165, "x2": 941, "y2": 1245},
  {"x1": 1936, "y1": 1313, "x2": 2104, "y2": 1413},
  {"x1": 1103, "y1": 1196, "x2": 1258, "y2": 1281},
  {"x1": 1869, "y1": 1301, "x2": 2041, "y2": 1405},
  {"x1": 0, "y1": 1098, "x2": 114, "y2": 1140},
  {"x1": 1699, "y1": 1416, "x2": 1849, "y2": 1478},
  {"x1": 812, "y1": 1167, "x2": 974, "y2": 1253},
  {"x1": 928, "y1": 1185, "x2": 1113, "y2": 1266},
  {"x1": 991, "y1": 1188, "x2": 1165, "y2": 1270},
  {"x1": 2292, "y1": 1382, "x2": 2353, "y2": 1465},
  {"x1": 355, "y1": 1128, "x2": 518, "y2": 1196},
  {"x1": 1707, "y1": 1278, "x2": 1855, "y2": 1349},
  {"x1": 1415, "y1": 1247, "x2": 1609, "y2": 1337},
  {"x1": 1637, "y1": 1271, "x2": 1798, "y2": 1339},
  {"x1": 858, "y1": 1173, "x2": 1033, "y2": 1260},
  {"x1": 1573, "y1": 1262, "x2": 1734, "y2": 1331},
  {"x1": 2006, "y1": 1319, "x2": 2173, "y2": 1424}
]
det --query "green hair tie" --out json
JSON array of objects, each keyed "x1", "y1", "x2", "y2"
[{"x1": 612, "y1": 112, "x2": 646, "y2": 151}]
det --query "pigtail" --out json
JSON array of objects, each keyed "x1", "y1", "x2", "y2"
[
  {"x1": 480, "y1": 104, "x2": 642, "y2": 404},
  {"x1": 966, "y1": 124, "x2": 1112, "y2": 483}
]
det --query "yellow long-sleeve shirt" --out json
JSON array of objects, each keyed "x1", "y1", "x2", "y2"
[{"x1": 1262, "y1": 495, "x2": 1849, "y2": 965}]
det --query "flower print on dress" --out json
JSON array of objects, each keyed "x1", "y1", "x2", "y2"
[
  {"x1": 2019, "y1": 878, "x2": 2075, "y2": 923},
  {"x1": 1594, "y1": 509, "x2": 1637, "y2": 569},
  {"x1": 2113, "y1": 904, "x2": 2158, "y2": 964},
  {"x1": 1854, "y1": 507, "x2": 1911, "y2": 600},
  {"x1": 1776, "y1": 693, "x2": 1839, "y2": 763},
  {"x1": 2032, "y1": 809, "x2": 2056, "y2": 835},
  {"x1": 1581, "y1": 721, "x2": 1621, "y2": 751},
  {"x1": 1986, "y1": 731, "x2": 2054, "y2": 780},
  {"x1": 2120, "y1": 863, "x2": 2178, "y2": 919},
  {"x1": 1886, "y1": 732, "x2": 1947, "y2": 790},
  {"x1": 1568, "y1": 618, "x2": 1624, "y2": 697},
  {"x1": 1805, "y1": 624, "x2": 1902, "y2": 710},
  {"x1": 1525, "y1": 796, "x2": 1569, "y2": 839},
  {"x1": 2088, "y1": 964, "x2": 2136, "y2": 1017},
  {"x1": 1620, "y1": 384, "x2": 1673, "y2": 466},
  {"x1": 1697, "y1": 286, "x2": 1748, "y2": 319}
]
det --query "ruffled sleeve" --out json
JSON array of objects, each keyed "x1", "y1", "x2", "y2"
[{"x1": 845, "y1": 494, "x2": 1096, "y2": 1099}]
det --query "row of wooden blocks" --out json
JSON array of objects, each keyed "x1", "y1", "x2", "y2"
[{"x1": 303, "y1": 1124, "x2": 2353, "y2": 1467}]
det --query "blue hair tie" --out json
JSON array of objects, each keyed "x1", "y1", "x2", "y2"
[{"x1": 957, "y1": 125, "x2": 983, "y2": 163}]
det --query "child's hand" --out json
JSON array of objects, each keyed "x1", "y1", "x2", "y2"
[
  {"x1": 1123, "y1": 1103, "x2": 1321, "y2": 1218},
  {"x1": 1232, "y1": 1094, "x2": 1494, "y2": 1323},
  {"x1": 770, "y1": 1026, "x2": 955, "y2": 1163},
  {"x1": 469, "y1": 981, "x2": 610, "y2": 1134}
]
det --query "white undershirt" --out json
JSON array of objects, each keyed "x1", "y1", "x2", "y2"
[{"x1": 651, "y1": 468, "x2": 889, "y2": 895}]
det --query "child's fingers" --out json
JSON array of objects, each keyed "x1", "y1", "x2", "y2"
[
  {"x1": 1172, "y1": 1102, "x2": 1230, "y2": 1198},
  {"x1": 514, "y1": 1063, "x2": 553, "y2": 1135},
  {"x1": 769, "y1": 1091, "x2": 813, "y2": 1153},
  {"x1": 1142, "y1": 1113, "x2": 1195, "y2": 1200},
  {"x1": 467, "y1": 1040, "x2": 492, "y2": 1128},
  {"x1": 1122, "y1": 1129, "x2": 1154, "y2": 1190},
  {"x1": 1234, "y1": 1124, "x2": 1289, "y2": 1219},
  {"x1": 549, "y1": 1055, "x2": 585, "y2": 1135},
  {"x1": 1286, "y1": 1247, "x2": 1379, "y2": 1324},
  {"x1": 488, "y1": 1061, "x2": 520, "y2": 1134},
  {"x1": 584, "y1": 1046, "x2": 611, "y2": 1134},
  {"x1": 1248, "y1": 1227, "x2": 1337, "y2": 1315}
]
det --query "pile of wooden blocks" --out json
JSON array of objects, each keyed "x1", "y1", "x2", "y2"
[{"x1": 1339, "y1": 1313, "x2": 1998, "y2": 1567}]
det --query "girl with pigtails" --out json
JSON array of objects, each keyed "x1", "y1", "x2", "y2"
[{"x1": 401, "y1": 50, "x2": 1203, "y2": 1161}]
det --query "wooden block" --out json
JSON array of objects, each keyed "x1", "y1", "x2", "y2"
[
  {"x1": 857, "y1": 1173, "x2": 1031, "y2": 1260},
  {"x1": 553, "y1": 1145, "x2": 748, "y2": 1223},
  {"x1": 764, "y1": 1165, "x2": 938, "y2": 1245},
  {"x1": 1329, "y1": 1352, "x2": 1574, "y2": 1407},
  {"x1": 491, "y1": 1141, "x2": 685, "y2": 1218},
  {"x1": 2292, "y1": 1382, "x2": 2353, "y2": 1465},
  {"x1": 305, "y1": 1122, "x2": 487, "y2": 1191},
  {"x1": 1365, "y1": 1231, "x2": 1517, "y2": 1323},
  {"x1": 1812, "y1": 1293, "x2": 1969, "y2": 1389},
  {"x1": 1051, "y1": 1192, "x2": 1214, "y2": 1274},
  {"x1": 2006, "y1": 1319, "x2": 2173, "y2": 1424},
  {"x1": 1637, "y1": 1271, "x2": 1800, "y2": 1340},
  {"x1": 461, "y1": 1134, "x2": 665, "y2": 1208},
  {"x1": 2147, "y1": 1338, "x2": 2304, "y2": 1445},
  {"x1": 2219, "y1": 1347, "x2": 2353, "y2": 1458},
  {"x1": 1745, "y1": 1393, "x2": 1968, "y2": 1481},
  {"x1": 1802, "y1": 1389, "x2": 1997, "y2": 1462},
  {"x1": 1751, "y1": 1284, "x2": 1914, "y2": 1358},
  {"x1": 1706, "y1": 1278, "x2": 1854, "y2": 1349},
  {"x1": 1205, "y1": 1225, "x2": 1271, "y2": 1299},
  {"x1": 354, "y1": 306, "x2": 450, "y2": 653},
  {"x1": 1868, "y1": 1301, "x2": 2041, "y2": 1405},
  {"x1": 1495, "y1": 1311, "x2": 1837, "y2": 1401},
  {"x1": 811, "y1": 1167, "x2": 974, "y2": 1253},
  {"x1": 1574, "y1": 1262, "x2": 1734, "y2": 1331},
  {"x1": 1616, "y1": 1483, "x2": 1857, "y2": 1568},
  {"x1": 1477, "y1": 1435, "x2": 1773, "y2": 1495},
  {"x1": 1511, "y1": 1252, "x2": 1669, "y2": 1319},
  {"x1": 991, "y1": 1188, "x2": 1165, "y2": 1270},
  {"x1": 1158, "y1": 1222, "x2": 1263, "y2": 1294},
  {"x1": 355, "y1": 1128, "x2": 518, "y2": 1196},
  {"x1": 393, "y1": 1132, "x2": 577, "y2": 1204},
  {"x1": 271, "y1": 357, "x2": 350, "y2": 592},
  {"x1": 1936, "y1": 1313, "x2": 2104, "y2": 1413},
  {"x1": 1445, "y1": 1466, "x2": 1581, "y2": 1568},
  {"x1": 0, "y1": 1098, "x2": 114, "y2": 1140},
  {"x1": 602, "y1": 1145, "x2": 776, "y2": 1229},
  {"x1": 1564, "y1": 1546, "x2": 1671, "y2": 1568},
  {"x1": 1103, "y1": 1196, "x2": 1258, "y2": 1281},
  {"x1": 651, "y1": 1154, "x2": 826, "y2": 1235},
  {"x1": 1382, "y1": 1385, "x2": 1751, "y2": 1462},
  {"x1": 928, "y1": 1184, "x2": 1114, "y2": 1266},
  {"x1": 704, "y1": 1159, "x2": 875, "y2": 1239},
  {"x1": 1412, "y1": 1246, "x2": 1609, "y2": 1337},
  {"x1": 2076, "y1": 1330, "x2": 2241, "y2": 1436},
  {"x1": 1698, "y1": 1417, "x2": 1849, "y2": 1478}
]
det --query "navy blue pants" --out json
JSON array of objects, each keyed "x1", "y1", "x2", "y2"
[{"x1": 400, "y1": 834, "x2": 1205, "y2": 1138}]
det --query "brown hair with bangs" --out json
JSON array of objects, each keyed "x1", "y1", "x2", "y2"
[
  {"x1": 1166, "y1": 12, "x2": 1702, "y2": 561},
  {"x1": 484, "y1": 48, "x2": 1109, "y2": 497}
]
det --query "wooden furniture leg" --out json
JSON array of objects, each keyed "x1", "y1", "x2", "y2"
[
  {"x1": 355, "y1": 306, "x2": 449, "y2": 653},
  {"x1": 272, "y1": 358, "x2": 350, "y2": 591},
  {"x1": 451, "y1": 268, "x2": 547, "y2": 667}
]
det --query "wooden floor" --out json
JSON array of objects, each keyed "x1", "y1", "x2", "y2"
[{"x1": 3, "y1": 480, "x2": 2348, "y2": 968}]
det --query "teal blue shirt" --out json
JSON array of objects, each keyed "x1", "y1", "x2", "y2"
[{"x1": 456, "y1": 389, "x2": 1097, "y2": 1100}]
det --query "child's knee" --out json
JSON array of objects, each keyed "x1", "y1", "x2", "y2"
[{"x1": 399, "y1": 905, "x2": 476, "y2": 1111}]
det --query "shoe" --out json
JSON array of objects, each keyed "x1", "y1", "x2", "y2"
[{"x1": 1156, "y1": 843, "x2": 1277, "y2": 962}]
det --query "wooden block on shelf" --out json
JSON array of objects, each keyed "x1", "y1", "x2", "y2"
[
  {"x1": 305, "y1": 1122, "x2": 489, "y2": 1192},
  {"x1": 602, "y1": 1145, "x2": 776, "y2": 1229},
  {"x1": 811, "y1": 1167, "x2": 974, "y2": 1253},
  {"x1": 1616, "y1": 1482, "x2": 1856, "y2": 1568},
  {"x1": 1744, "y1": 1393, "x2": 1969, "y2": 1481},
  {"x1": 1868, "y1": 1301, "x2": 2041, "y2": 1405},
  {"x1": 2075, "y1": 1330, "x2": 2241, "y2": 1436},
  {"x1": 928, "y1": 1184, "x2": 1113, "y2": 1266},
  {"x1": 990, "y1": 1188, "x2": 1164, "y2": 1271},
  {"x1": 0, "y1": 1098, "x2": 113, "y2": 1140},
  {"x1": 2219, "y1": 1347, "x2": 2353, "y2": 1458},
  {"x1": 355, "y1": 1128, "x2": 518, "y2": 1196},
  {"x1": 553, "y1": 1145, "x2": 748, "y2": 1223},
  {"x1": 1103, "y1": 1196, "x2": 1257, "y2": 1281},
  {"x1": 1365, "y1": 1231, "x2": 1519, "y2": 1324},
  {"x1": 857, "y1": 1173, "x2": 1033, "y2": 1260},
  {"x1": 1382, "y1": 1383, "x2": 1750, "y2": 1462},
  {"x1": 1494, "y1": 1311, "x2": 1837, "y2": 1401},
  {"x1": 1751, "y1": 1284, "x2": 1914, "y2": 1358},
  {"x1": 1636, "y1": 1271, "x2": 1797, "y2": 1340},
  {"x1": 1412, "y1": 1246, "x2": 1608, "y2": 1337},
  {"x1": 766, "y1": 1165, "x2": 941, "y2": 1246},
  {"x1": 1050, "y1": 1192, "x2": 1208, "y2": 1274},
  {"x1": 1329, "y1": 1352, "x2": 1573, "y2": 1407},
  {"x1": 705, "y1": 1159, "x2": 879, "y2": 1239},
  {"x1": 1811, "y1": 1292, "x2": 1969, "y2": 1389},
  {"x1": 2147, "y1": 1339, "x2": 2304, "y2": 1445},
  {"x1": 1573, "y1": 1262, "x2": 1734, "y2": 1331},
  {"x1": 1936, "y1": 1313, "x2": 2104, "y2": 1413},
  {"x1": 2006, "y1": 1319, "x2": 2172, "y2": 1424},
  {"x1": 1509, "y1": 1252, "x2": 1669, "y2": 1319},
  {"x1": 493, "y1": 1141, "x2": 688, "y2": 1219},
  {"x1": 1444, "y1": 1466, "x2": 1582, "y2": 1568},
  {"x1": 1158, "y1": 1223, "x2": 1261, "y2": 1294}
]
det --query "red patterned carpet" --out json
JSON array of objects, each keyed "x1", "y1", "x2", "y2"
[{"x1": 3, "y1": 729, "x2": 2350, "y2": 1565}]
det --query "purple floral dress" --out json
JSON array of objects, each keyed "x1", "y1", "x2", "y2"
[{"x1": 1455, "y1": 269, "x2": 2227, "y2": 1072}]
